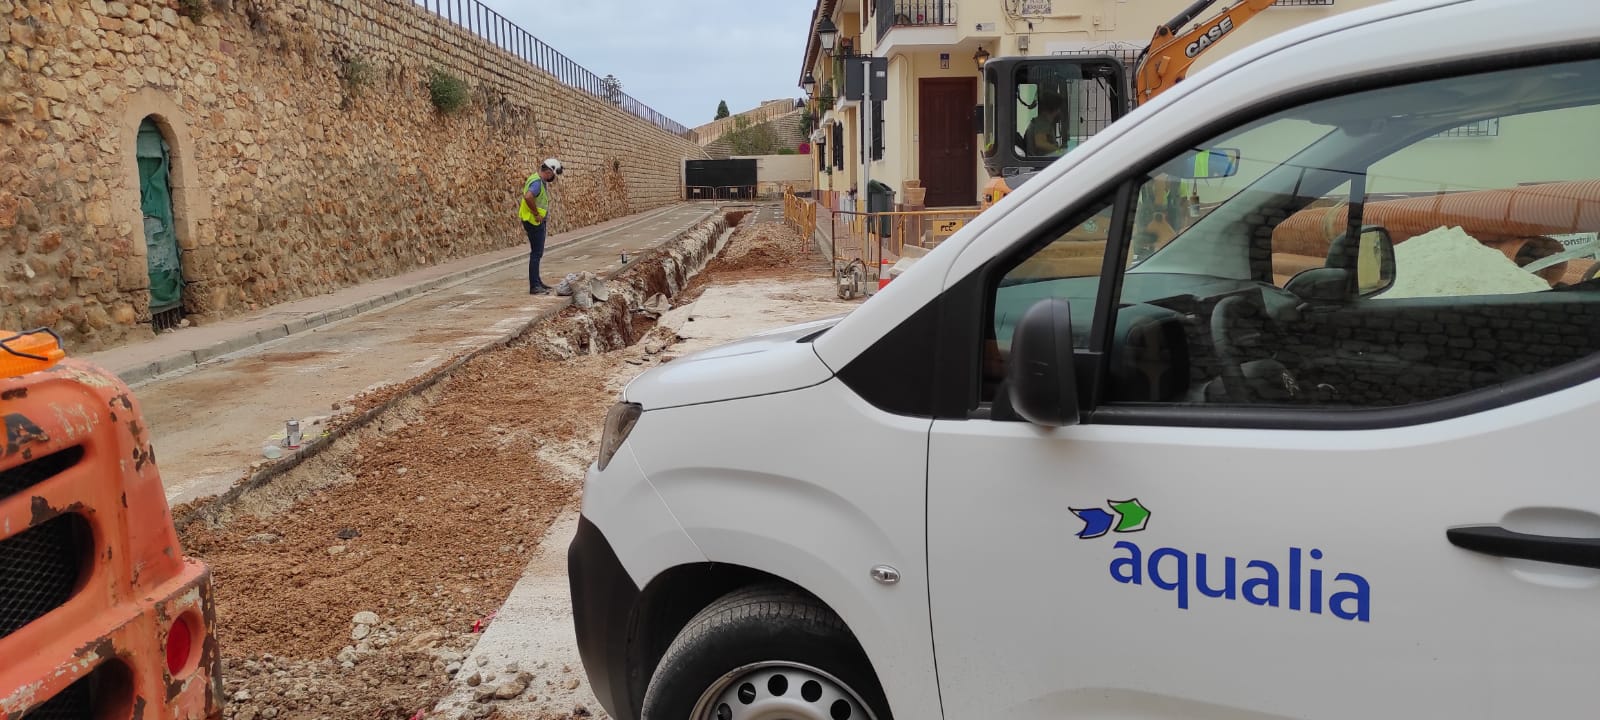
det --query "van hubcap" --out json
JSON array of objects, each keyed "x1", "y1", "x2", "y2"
[{"x1": 692, "y1": 662, "x2": 875, "y2": 720}]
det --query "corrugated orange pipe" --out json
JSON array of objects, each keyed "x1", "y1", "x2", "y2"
[{"x1": 1272, "y1": 179, "x2": 1600, "y2": 285}]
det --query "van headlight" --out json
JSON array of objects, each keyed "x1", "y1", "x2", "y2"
[{"x1": 597, "y1": 402, "x2": 643, "y2": 471}]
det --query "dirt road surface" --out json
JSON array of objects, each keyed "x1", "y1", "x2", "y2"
[
  {"x1": 136, "y1": 204, "x2": 717, "y2": 506},
  {"x1": 430, "y1": 213, "x2": 859, "y2": 720},
  {"x1": 177, "y1": 214, "x2": 861, "y2": 720}
]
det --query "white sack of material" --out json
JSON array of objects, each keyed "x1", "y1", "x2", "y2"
[{"x1": 1384, "y1": 225, "x2": 1551, "y2": 299}]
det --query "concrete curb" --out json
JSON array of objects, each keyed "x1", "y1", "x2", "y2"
[{"x1": 116, "y1": 204, "x2": 703, "y2": 387}]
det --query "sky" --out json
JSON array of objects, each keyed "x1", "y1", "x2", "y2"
[{"x1": 466, "y1": 1, "x2": 816, "y2": 129}]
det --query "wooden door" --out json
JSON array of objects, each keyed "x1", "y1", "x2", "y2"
[{"x1": 919, "y1": 77, "x2": 977, "y2": 207}]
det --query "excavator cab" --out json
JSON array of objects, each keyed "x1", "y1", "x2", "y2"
[{"x1": 980, "y1": 55, "x2": 1129, "y2": 208}]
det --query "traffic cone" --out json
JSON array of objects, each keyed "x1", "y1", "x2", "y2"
[{"x1": 879, "y1": 257, "x2": 893, "y2": 290}]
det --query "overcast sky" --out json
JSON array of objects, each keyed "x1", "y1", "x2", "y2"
[{"x1": 465, "y1": 1, "x2": 815, "y2": 128}]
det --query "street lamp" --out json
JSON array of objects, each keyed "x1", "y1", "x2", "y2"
[
  {"x1": 802, "y1": 71, "x2": 817, "y2": 96},
  {"x1": 973, "y1": 45, "x2": 991, "y2": 69},
  {"x1": 817, "y1": 17, "x2": 838, "y2": 54}
]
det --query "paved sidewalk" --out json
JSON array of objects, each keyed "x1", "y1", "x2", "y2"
[
  {"x1": 84, "y1": 203, "x2": 702, "y2": 386},
  {"x1": 131, "y1": 203, "x2": 724, "y2": 504}
]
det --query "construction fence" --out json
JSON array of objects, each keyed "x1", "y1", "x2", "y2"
[
  {"x1": 784, "y1": 189, "x2": 980, "y2": 298},
  {"x1": 782, "y1": 189, "x2": 818, "y2": 244},
  {"x1": 685, "y1": 186, "x2": 760, "y2": 201}
]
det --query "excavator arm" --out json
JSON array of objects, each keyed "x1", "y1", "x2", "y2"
[{"x1": 1134, "y1": 0, "x2": 1282, "y2": 106}]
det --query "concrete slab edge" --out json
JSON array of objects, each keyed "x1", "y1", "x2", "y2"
[{"x1": 117, "y1": 204, "x2": 699, "y2": 387}]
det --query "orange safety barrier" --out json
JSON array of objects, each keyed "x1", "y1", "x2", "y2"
[
  {"x1": 781, "y1": 190, "x2": 819, "y2": 253},
  {"x1": 0, "y1": 330, "x2": 222, "y2": 720}
]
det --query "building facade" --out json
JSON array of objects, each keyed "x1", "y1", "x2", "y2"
[{"x1": 799, "y1": 0, "x2": 1387, "y2": 210}]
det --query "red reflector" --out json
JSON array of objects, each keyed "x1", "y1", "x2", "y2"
[{"x1": 166, "y1": 618, "x2": 192, "y2": 676}]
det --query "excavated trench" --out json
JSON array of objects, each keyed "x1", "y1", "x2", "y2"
[
  {"x1": 174, "y1": 207, "x2": 751, "y2": 531},
  {"x1": 539, "y1": 208, "x2": 752, "y2": 358},
  {"x1": 171, "y1": 207, "x2": 758, "y2": 720}
]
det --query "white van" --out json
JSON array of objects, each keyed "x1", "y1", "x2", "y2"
[{"x1": 568, "y1": 1, "x2": 1600, "y2": 717}]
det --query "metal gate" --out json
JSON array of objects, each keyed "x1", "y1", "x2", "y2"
[{"x1": 685, "y1": 159, "x2": 757, "y2": 200}]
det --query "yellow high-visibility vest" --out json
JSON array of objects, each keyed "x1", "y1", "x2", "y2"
[
  {"x1": 1179, "y1": 151, "x2": 1210, "y2": 201},
  {"x1": 518, "y1": 174, "x2": 551, "y2": 225}
]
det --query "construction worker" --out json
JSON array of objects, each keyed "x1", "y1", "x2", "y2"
[
  {"x1": 1025, "y1": 89, "x2": 1067, "y2": 158},
  {"x1": 520, "y1": 158, "x2": 563, "y2": 294}
]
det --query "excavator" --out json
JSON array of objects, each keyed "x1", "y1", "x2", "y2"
[{"x1": 978, "y1": 0, "x2": 1277, "y2": 212}]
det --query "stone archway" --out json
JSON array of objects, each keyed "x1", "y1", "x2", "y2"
[
  {"x1": 117, "y1": 90, "x2": 210, "y2": 333},
  {"x1": 137, "y1": 117, "x2": 183, "y2": 329}
]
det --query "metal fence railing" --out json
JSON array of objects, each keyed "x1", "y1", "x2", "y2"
[
  {"x1": 1434, "y1": 118, "x2": 1501, "y2": 138},
  {"x1": 409, "y1": 0, "x2": 688, "y2": 136},
  {"x1": 876, "y1": 0, "x2": 955, "y2": 41},
  {"x1": 685, "y1": 185, "x2": 760, "y2": 201},
  {"x1": 827, "y1": 207, "x2": 981, "y2": 298}
]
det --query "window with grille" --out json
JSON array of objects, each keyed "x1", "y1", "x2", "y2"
[{"x1": 1433, "y1": 118, "x2": 1501, "y2": 138}]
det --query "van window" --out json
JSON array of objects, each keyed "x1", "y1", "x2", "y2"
[
  {"x1": 985, "y1": 197, "x2": 1117, "y2": 403},
  {"x1": 990, "y1": 59, "x2": 1600, "y2": 412},
  {"x1": 1135, "y1": 60, "x2": 1600, "y2": 409}
]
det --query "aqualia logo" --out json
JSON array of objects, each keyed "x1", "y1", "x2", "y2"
[{"x1": 1073, "y1": 499, "x2": 1371, "y2": 623}]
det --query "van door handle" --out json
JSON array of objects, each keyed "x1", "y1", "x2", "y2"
[{"x1": 1446, "y1": 525, "x2": 1600, "y2": 570}]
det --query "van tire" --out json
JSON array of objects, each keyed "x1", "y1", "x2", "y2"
[{"x1": 641, "y1": 584, "x2": 892, "y2": 720}]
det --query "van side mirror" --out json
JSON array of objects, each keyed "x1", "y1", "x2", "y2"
[
  {"x1": 1006, "y1": 298, "x2": 1081, "y2": 427},
  {"x1": 1302, "y1": 224, "x2": 1397, "y2": 302},
  {"x1": 1355, "y1": 226, "x2": 1396, "y2": 297}
]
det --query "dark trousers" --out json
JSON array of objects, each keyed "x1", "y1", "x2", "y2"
[{"x1": 523, "y1": 220, "x2": 547, "y2": 290}]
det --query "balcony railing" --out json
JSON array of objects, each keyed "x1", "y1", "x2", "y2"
[{"x1": 876, "y1": 0, "x2": 955, "y2": 42}]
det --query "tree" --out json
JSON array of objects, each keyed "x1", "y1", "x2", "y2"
[
  {"x1": 724, "y1": 116, "x2": 782, "y2": 156},
  {"x1": 715, "y1": 100, "x2": 730, "y2": 120},
  {"x1": 602, "y1": 75, "x2": 623, "y2": 106}
]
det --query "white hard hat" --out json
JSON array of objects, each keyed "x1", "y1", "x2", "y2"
[{"x1": 542, "y1": 158, "x2": 564, "y2": 175}]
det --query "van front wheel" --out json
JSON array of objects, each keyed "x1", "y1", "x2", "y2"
[{"x1": 642, "y1": 585, "x2": 891, "y2": 720}]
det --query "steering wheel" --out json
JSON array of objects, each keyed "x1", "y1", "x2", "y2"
[
  {"x1": 1209, "y1": 293, "x2": 1263, "y2": 404},
  {"x1": 1209, "y1": 291, "x2": 1310, "y2": 404}
]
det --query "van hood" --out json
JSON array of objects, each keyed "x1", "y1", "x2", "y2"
[{"x1": 622, "y1": 315, "x2": 844, "y2": 410}]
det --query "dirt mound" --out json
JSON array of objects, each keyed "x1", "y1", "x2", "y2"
[
  {"x1": 705, "y1": 222, "x2": 805, "y2": 274},
  {"x1": 676, "y1": 221, "x2": 819, "y2": 307}
]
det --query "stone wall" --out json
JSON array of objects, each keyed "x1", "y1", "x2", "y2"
[{"x1": 0, "y1": 0, "x2": 708, "y2": 352}]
